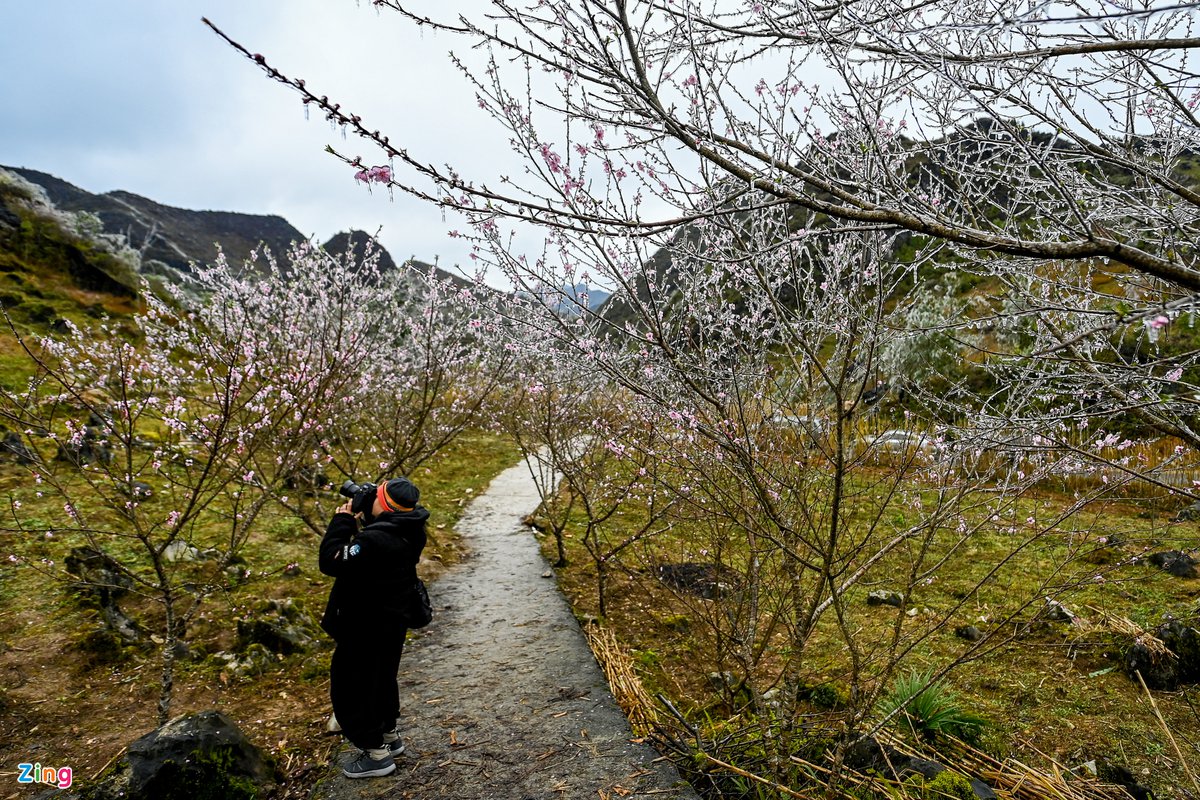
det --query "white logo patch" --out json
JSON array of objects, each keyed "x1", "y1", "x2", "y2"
[{"x1": 348, "y1": 543, "x2": 361, "y2": 557}]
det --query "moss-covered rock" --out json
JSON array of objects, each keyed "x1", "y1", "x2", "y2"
[{"x1": 80, "y1": 710, "x2": 277, "y2": 800}]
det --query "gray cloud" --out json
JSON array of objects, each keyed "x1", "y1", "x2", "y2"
[{"x1": 1, "y1": 0, "x2": 506, "y2": 275}]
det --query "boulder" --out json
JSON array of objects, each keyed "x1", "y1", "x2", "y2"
[
  {"x1": 66, "y1": 547, "x2": 143, "y2": 645},
  {"x1": 1098, "y1": 761, "x2": 1153, "y2": 800},
  {"x1": 1147, "y1": 550, "x2": 1199, "y2": 579},
  {"x1": 283, "y1": 465, "x2": 330, "y2": 494},
  {"x1": 844, "y1": 735, "x2": 906, "y2": 773},
  {"x1": 101, "y1": 603, "x2": 144, "y2": 645},
  {"x1": 656, "y1": 562, "x2": 740, "y2": 599},
  {"x1": 844, "y1": 737, "x2": 995, "y2": 799},
  {"x1": 120, "y1": 480, "x2": 154, "y2": 499},
  {"x1": 707, "y1": 671, "x2": 739, "y2": 692},
  {"x1": 0, "y1": 431, "x2": 38, "y2": 464},
  {"x1": 65, "y1": 547, "x2": 132, "y2": 604},
  {"x1": 214, "y1": 644, "x2": 277, "y2": 679},
  {"x1": 235, "y1": 598, "x2": 320, "y2": 655},
  {"x1": 1172, "y1": 500, "x2": 1200, "y2": 522},
  {"x1": 867, "y1": 590, "x2": 904, "y2": 608},
  {"x1": 1042, "y1": 598, "x2": 1077, "y2": 624},
  {"x1": 1159, "y1": 619, "x2": 1200, "y2": 683},
  {"x1": 163, "y1": 541, "x2": 200, "y2": 563},
  {"x1": 955, "y1": 625, "x2": 984, "y2": 642},
  {"x1": 1126, "y1": 618, "x2": 1200, "y2": 689},
  {"x1": 54, "y1": 426, "x2": 112, "y2": 465},
  {"x1": 899, "y1": 759, "x2": 997, "y2": 799},
  {"x1": 86, "y1": 710, "x2": 276, "y2": 800}
]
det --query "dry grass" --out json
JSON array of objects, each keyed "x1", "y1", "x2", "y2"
[
  {"x1": 0, "y1": 431, "x2": 519, "y2": 798},
  {"x1": 582, "y1": 622, "x2": 659, "y2": 737},
  {"x1": 539, "y1": 479, "x2": 1200, "y2": 798}
]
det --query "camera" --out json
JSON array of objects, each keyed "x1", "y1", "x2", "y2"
[{"x1": 339, "y1": 479, "x2": 377, "y2": 516}]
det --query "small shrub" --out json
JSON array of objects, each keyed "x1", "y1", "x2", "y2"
[
  {"x1": 633, "y1": 648, "x2": 661, "y2": 670},
  {"x1": 877, "y1": 670, "x2": 986, "y2": 743}
]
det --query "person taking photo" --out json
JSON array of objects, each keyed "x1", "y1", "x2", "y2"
[{"x1": 318, "y1": 476, "x2": 428, "y2": 779}]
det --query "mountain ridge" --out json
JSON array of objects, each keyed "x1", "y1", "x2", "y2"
[{"x1": 1, "y1": 166, "x2": 475, "y2": 289}]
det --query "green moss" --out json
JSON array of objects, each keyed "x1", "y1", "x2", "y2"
[
  {"x1": 23, "y1": 300, "x2": 55, "y2": 324},
  {"x1": 141, "y1": 747, "x2": 262, "y2": 800},
  {"x1": 662, "y1": 613, "x2": 691, "y2": 632},
  {"x1": 921, "y1": 770, "x2": 977, "y2": 799},
  {"x1": 798, "y1": 681, "x2": 847, "y2": 710},
  {"x1": 72, "y1": 627, "x2": 134, "y2": 669}
]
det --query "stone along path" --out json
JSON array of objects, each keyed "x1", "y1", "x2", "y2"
[{"x1": 316, "y1": 459, "x2": 698, "y2": 800}]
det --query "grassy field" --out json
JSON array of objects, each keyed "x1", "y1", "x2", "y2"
[
  {"x1": 0, "y1": 431, "x2": 519, "y2": 796},
  {"x1": 536, "y1": 469, "x2": 1200, "y2": 798}
]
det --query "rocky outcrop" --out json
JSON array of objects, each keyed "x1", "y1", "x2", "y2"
[
  {"x1": 84, "y1": 710, "x2": 276, "y2": 800},
  {"x1": 5, "y1": 166, "x2": 305, "y2": 276},
  {"x1": 1127, "y1": 618, "x2": 1200, "y2": 689}
]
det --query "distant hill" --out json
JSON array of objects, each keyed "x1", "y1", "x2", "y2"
[
  {"x1": 5, "y1": 167, "x2": 304, "y2": 278},
  {"x1": 323, "y1": 229, "x2": 399, "y2": 273},
  {"x1": 566, "y1": 282, "x2": 611, "y2": 312},
  {"x1": 1, "y1": 166, "x2": 475, "y2": 290}
]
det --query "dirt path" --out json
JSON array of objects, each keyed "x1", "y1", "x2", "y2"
[{"x1": 314, "y1": 459, "x2": 698, "y2": 800}]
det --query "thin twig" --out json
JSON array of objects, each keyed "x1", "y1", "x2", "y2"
[{"x1": 1135, "y1": 670, "x2": 1200, "y2": 795}]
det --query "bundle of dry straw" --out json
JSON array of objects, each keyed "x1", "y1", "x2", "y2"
[{"x1": 582, "y1": 622, "x2": 659, "y2": 737}]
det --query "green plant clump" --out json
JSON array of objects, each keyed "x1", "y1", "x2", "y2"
[
  {"x1": 925, "y1": 770, "x2": 977, "y2": 799},
  {"x1": 877, "y1": 670, "x2": 987, "y2": 743}
]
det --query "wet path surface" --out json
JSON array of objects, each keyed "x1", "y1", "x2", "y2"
[{"x1": 315, "y1": 459, "x2": 698, "y2": 800}]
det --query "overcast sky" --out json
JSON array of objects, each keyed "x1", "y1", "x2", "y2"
[{"x1": 1, "y1": 1, "x2": 507, "y2": 275}]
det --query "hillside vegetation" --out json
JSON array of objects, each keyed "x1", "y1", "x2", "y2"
[
  {"x1": 3, "y1": 161, "x2": 1199, "y2": 800},
  {"x1": 0, "y1": 166, "x2": 519, "y2": 798}
]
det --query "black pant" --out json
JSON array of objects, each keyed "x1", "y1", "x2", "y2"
[{"x1": 329, "y1": 631, "x2": 407, "y2": 750}]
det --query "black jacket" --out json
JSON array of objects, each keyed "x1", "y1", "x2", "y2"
[{"x1": 318, "y1": 506, "x2": 429, "y2": 640}]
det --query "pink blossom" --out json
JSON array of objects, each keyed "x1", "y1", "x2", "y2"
[
  {"x1": 539, "y1": 143, "x2": 564, "y2": 174},
  {"x1": 355, "y1": 165, "x2": 392, "y2": 185}
]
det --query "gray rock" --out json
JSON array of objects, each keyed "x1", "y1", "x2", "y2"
[
  {"x1": 0, "y1": 431, "x2": 38, "y2": 464},
  {"x1": 86, "y1": 710, "x2": 276, "y2": 800},
  {"x1": 101, "y1": 603, "x2": 144, "y2": 645},
  {"x1": 707, "y1": 671, "x2": 738, "y2": 691},
  {"x1": 955, "y1": 624, "x2": 984, "y2": 642},
  {"x1": 54, "y1": 426, "x2": 112, "y2": 465},
  {"x1": 236, "y1": 598, "x2": 320, "y2": 655},
  {"x1": 1043, "y1": 598, "x2": 1077, "y2": 623},
  {"x1": 1173, "y1": 500, "x2": 1200, "y2": 522},
  {"x1": 65, "y1": 547, "x2": 132, "y2": 604},
  {"x1": 215, "y1": 644, "x2": 277, "y2": 678},
  {"x1": 657, "y1": 562, "x2": 740, "y2": 599},
  {"x1": 867, "y1": 590, "x2": 904, "y2": 607},
  {"x1": 1125, "y1": 618, "x2": 1200, "y2": 689},
  {"x1": 1147, "y1": 550, "x2": 1199, "y2": 579},
  {"x1": 846, "y1": 738, "x2": 995, "y2": 799},
  {"x1": 162, "y1": 541, "x2": 199, "y2": 563}
]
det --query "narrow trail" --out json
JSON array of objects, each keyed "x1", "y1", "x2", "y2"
[{"x1": 315, "y1": 459, "x2": 699, "y2": 800}]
